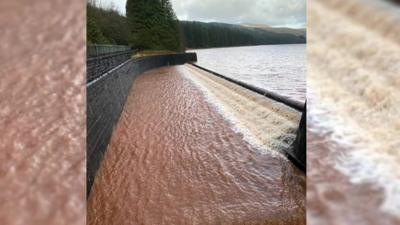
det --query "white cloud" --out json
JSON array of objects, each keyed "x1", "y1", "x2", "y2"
[
  {"x1": 93, "y1": 0, "x2": 126, "y2": 14},
  {"x1": 171, "y1": 0, "x2": 306, "y2": 28},
  {"x1": 98, "y1": 0, "x2": 306, "y2": 28}
]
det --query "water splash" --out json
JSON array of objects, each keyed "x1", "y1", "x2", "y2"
[
  {"x1": 182, "y1": 64, "x2": 301, "y2": 157},
  {"x1": 308, "y1": 0, "x2": 400, "y2": 218}
]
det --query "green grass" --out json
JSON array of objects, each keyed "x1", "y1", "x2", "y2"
[{"x1": 133, "y1": 50, "x2": 180, "y2": 59}]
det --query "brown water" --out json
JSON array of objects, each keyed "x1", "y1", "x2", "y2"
[
  {"x1": 308, "y1": 124, "x2": 400, "y2": 225},
  {"x1": 308, "y1": 0, "x2": 400, "y2": 224},
  {"x1": 88, "y1": 65, "x2": 305, "y2": 225},
  {"x1": 0, "y1": 0, "x2": 85, "y2": 224}
]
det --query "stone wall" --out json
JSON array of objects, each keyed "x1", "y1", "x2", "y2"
[
  {"x1": 87, "y1": 51, "x2": 133, "y2": 83},
  {"x1": 287, "y1": 106, "x2": 306, "y2": 171}
]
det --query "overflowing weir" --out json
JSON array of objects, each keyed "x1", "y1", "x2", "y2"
[
  {"x1": 87, "y1": 50, "x2": 306, "y2": 224},
  {"x1": 308, "y1": 0, "x2": 400, "y2": 224},
  {"x1": 88, "y1": 65, "x2": 305, "y2": 225},
  {"x1": 183, "y1": 65, "x2": 301, "y2": 156}
]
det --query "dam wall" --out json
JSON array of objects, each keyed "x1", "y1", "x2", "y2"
[
  {"x1": 87, "y1": 53, "x2": 197, "y2": 195},
  {"x1": 287, "y1": 105, "x2": 306, "y2": 171},
  {"x1": 87, "y1": 45, "x2": 134, "y2": 83}
]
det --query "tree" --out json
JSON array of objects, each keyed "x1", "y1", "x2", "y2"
[
  {"x1": 126, "y1": 0, "x2": 183, "y2": 51},
  {"x1": 87, "y1": 3, "x2": 111, "y2": 44},
  {"x1": 161, "y1": 0, "x2": 184, "y2": 51},
  {"x1": 87, "y1": 2, "x2": 130, "y2": 45}
]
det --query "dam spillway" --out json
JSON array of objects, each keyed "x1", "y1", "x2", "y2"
[
  {"x1": 87, "y1": 64, "x2": 305, "y2": 225},
  {"x1": 307, "y1": 0, "x2": 400, "y2": 224}
]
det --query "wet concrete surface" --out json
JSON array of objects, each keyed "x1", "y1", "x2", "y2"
[{"x1": 88, "y1": 66, "x2": 305, "y2": 225}]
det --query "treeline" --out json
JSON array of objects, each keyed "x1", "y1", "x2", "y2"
[
  {"x1": 87, "y1": 1, "x2": 306, "y2": 51},
  {"x1": 87, "y1": 2, "x2": 130, "y2": 45},
  {"x1": 87, "y1": 0, "x2": 183, "y2": 52},
  {"x1": 180, "y1": 21, "x2": 306, "y2": 49},
  {"x1": 127, "y1": 0, "x2": 183, "y2": 51}
]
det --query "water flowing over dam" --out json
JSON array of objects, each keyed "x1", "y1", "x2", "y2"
[
  {"x1": 183, "y1": 64, "x2": 301, "y2": 155},
  {"x1": 88, "y1": 65, "x2": 305, "y2": 225},
  {"x1": 308, "y1": 0, "x2": 400, "y2": 224},
  {"x1": 191, "y1": 44, "x2": 306, "y2": 104}
]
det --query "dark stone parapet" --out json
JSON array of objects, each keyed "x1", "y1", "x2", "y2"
[
  {"x1": 286, "y1": 105, "x2": 306, "y2": 172},
  {"x1": 87, "y1": 50, "x2": 134, "y2": 83}
]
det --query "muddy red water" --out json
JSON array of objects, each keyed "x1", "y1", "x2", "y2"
[
  {"x1": 0, "y1": 0, "x2": 85, "y2": 224},
  {"x1": 307, "y1": 0, "x2": 400, "y2": 224},
  {"x1": 88, "y1": 66, "x2": 305, "y2": 225},
  {"x1": 307, "y1": 127, "x2": 400, "y2": 225}
]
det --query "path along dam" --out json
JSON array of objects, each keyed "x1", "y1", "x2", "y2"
[{"x1": 87, "y1": 54, "x2": 305, "y2": 224}]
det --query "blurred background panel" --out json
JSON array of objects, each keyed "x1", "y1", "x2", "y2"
[
  {"x1": 0, "y1": 0, "x2": 86, "y2": 225},
  {"x1": 307, "y1": 0, "x2": 400, "y2": 224}
]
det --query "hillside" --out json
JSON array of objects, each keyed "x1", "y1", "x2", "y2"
[
  {"x1": 180, "y1": 21, "x2": 306, "y2": 49},
  {"x1": 87, "y1": 4, "x2": 306, "y2": 50},
  {"x1": 87, "y1": 0, "x2": 183, "y2": 51},
  {"x1": 241, "y1": 24, "x2": 306, "y2": 37}
]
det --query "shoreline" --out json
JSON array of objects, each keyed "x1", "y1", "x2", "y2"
[{"x1": 186, "y1": 43, "x2": 306, "y2": 51}]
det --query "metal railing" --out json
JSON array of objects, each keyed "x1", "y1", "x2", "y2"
[{"x1": 87, "y1": 44, "x2": 132, "y2": 58}]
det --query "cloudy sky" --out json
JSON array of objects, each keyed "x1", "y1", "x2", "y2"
[{"x1": 98, "y1": 0, "x2": 306, "y2": 28}]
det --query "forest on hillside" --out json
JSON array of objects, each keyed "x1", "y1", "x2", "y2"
[
  {"x1": 87, "y1": 0, "x2": 183, "y2": 51},
  {"x1": 180, "y1": 21, "x2": 306, "y2": 49},
  {"x1": 87, "y1": 0, "x2": 306, "y2": 51},
  {"x1": 87, "y1": 2, "x2": 130, "y2": 45}
]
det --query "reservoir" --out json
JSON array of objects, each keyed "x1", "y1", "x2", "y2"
[{"x1": 190, "y1": 44, "x2": 306, "y2": 104}]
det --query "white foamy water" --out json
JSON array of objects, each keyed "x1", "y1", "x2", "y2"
[
  {"x1": 182, "y1": 64, "x2": 301, "y2": 157},
  {"x1": 308, "y1": 0, "x2": 400, "y2": 218},
  {"x1": 190, "y1": 44, "x2": 306, "y2": 104},
  {"x1": 308, "y1": 86, "x2": 400, "y2": 217}
]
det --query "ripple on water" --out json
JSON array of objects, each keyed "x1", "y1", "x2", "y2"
[{"x1": 88, "y1": 66, "x2": 305, "y2": 225}]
